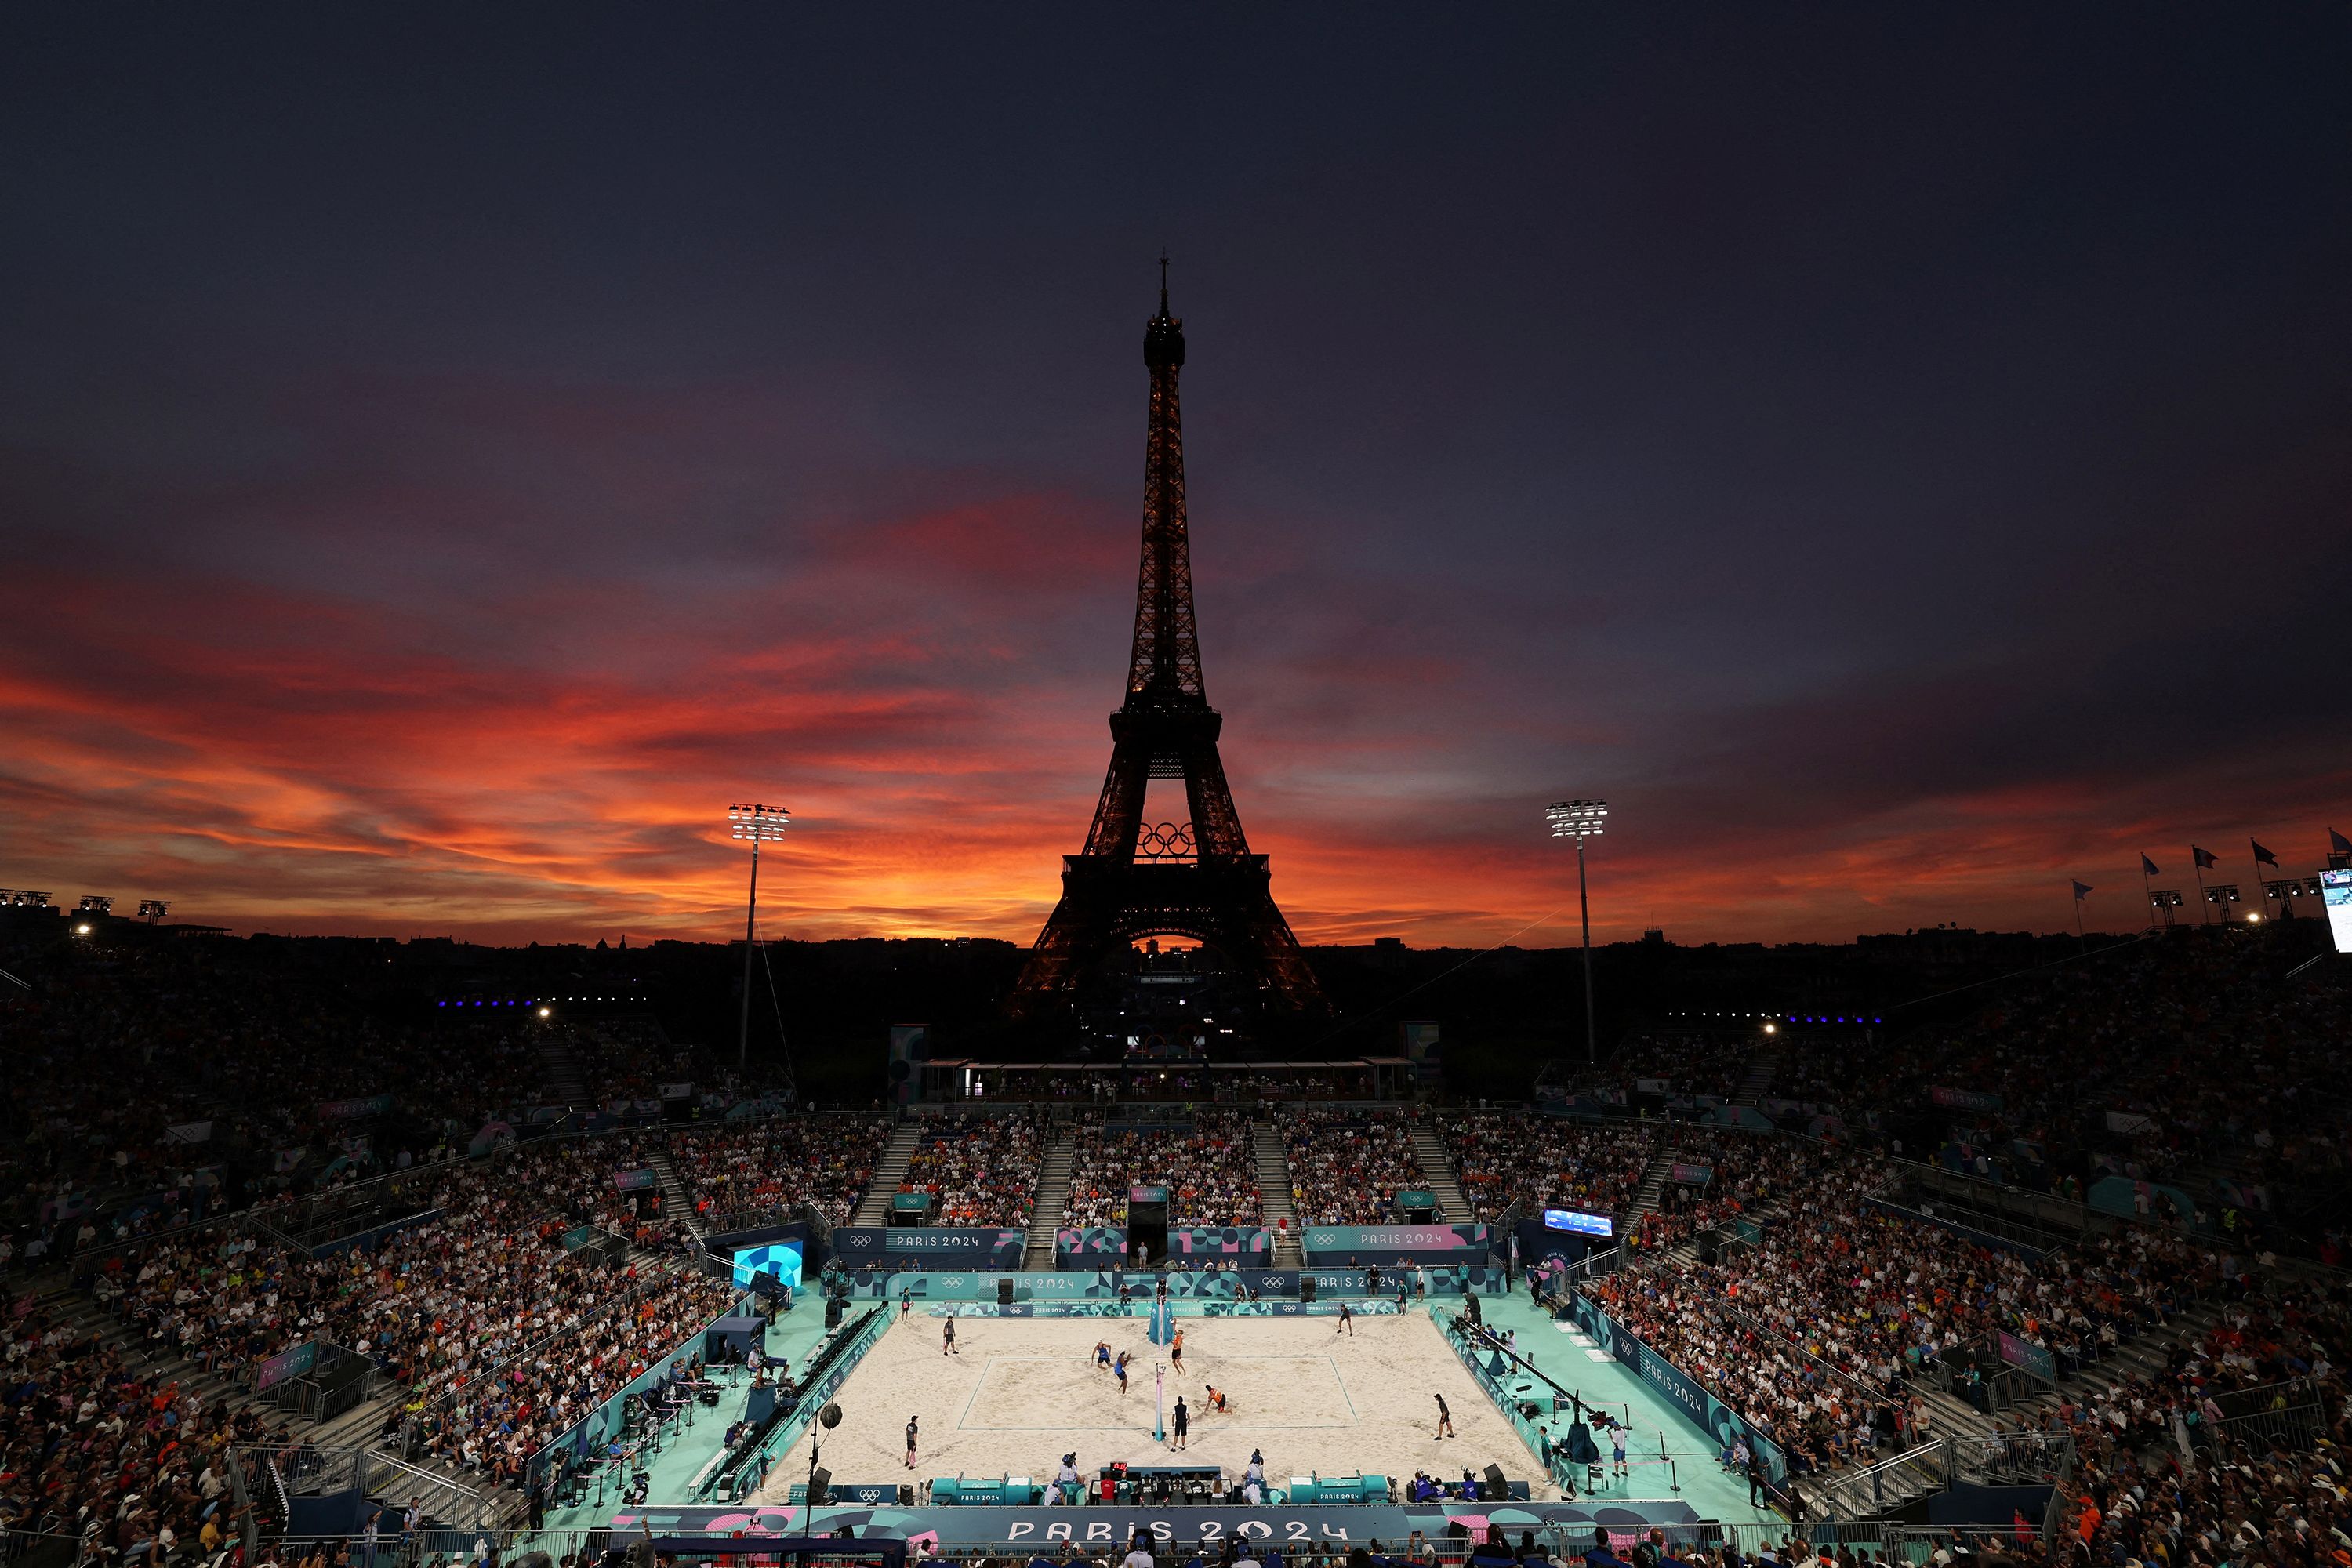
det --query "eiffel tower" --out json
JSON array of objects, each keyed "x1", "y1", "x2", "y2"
[{"x1": 1007, "y1": 265, "x2": 1327, "y2": 1019}]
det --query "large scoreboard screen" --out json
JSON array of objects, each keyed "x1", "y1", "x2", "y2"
[
  {"x1": 2325, "y1": 869, "x2": 2352, "y2": 955},
  {"x1": 1543, "y1": 1208, "x2": 1614, "y2": 1237}
]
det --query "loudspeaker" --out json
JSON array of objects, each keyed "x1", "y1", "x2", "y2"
[
  {"x1": 1697, "y1": 1236, "x2": 1719, "y2": 1267},
  {"x1": 1301, "y1": 1277, "x2": 1317, "y2": 1303},
  {"x1": 899, "y1": 1485, "x2": 915, "y2": 1506},
  {"x1": 825, "y1": 1299, "x2": 844, "y2": 1330},
  {"x1": 998, "y1": 1277, "x2": 1014, "y2": 1305},
  {"x1": 1482, "y1": 1464, "x2": 1508, "y2": 1501},
  {"x1": 808, "y1": 1468, "x2": 831, "y2": 1505}
]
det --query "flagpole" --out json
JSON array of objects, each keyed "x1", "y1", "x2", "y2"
[
  {"x1": 2140, "y1": 858, "x2": 2154, "y2": 935},
  {"x1": 2193, "y1": 854, "x2": 2209, "y2": 925},
  {"x1": 2073, "y1": 883, "x2": 2085, "y2": 952}
]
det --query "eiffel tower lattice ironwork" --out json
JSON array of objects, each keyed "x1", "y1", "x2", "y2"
[{"x1": 1007, "y1": 267, "x2": 1326, "y2": 1018}]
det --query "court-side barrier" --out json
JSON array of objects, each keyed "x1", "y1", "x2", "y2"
[
  {"x1": 722, "y1": 1304, "x2": 896, "y2": 1501},
  {"x1": 1439, "y1": 1309, "x2": 1584, "y2": 1494},
  {"x1": 914, "y1": 1298, "x2": 1404, "y2": 1319},
  {"x1": 839, "y1": 1265, "x2": 1508, "y2": 1302},
  {"x1": 247, "y1": 1523, "x2": 2003, "y2": 1567}
]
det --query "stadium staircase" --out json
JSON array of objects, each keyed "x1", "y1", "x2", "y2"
[
  {"x1": 34, "y1": 1279, "x2": 405, "y2": 1452},
  {"x1": 849, "y1": 1120, "x2": 923, "y2": 1227},
  {"x1": 1732, "y1": 1051, "x2": 1780, "y2": 1105},
  {"x1": 538, "y1": 1029, "x2": 593, "y2": 1112},
  {"x1": 1250, "y1": 1120, "x2": 1302, "y2": 1265},
  {"x1": 1406, "y1": 1120, "x2": 1471, "y2": 1221},
  {"x1": 1630, "y1": 1148, "x2": 1679, "y2": 1220},
  {"x1": 1024, "y1": 1127, "x2": 1077, "y2": 1267},
  {"x1": 640, "y1": 1147, "x2": 699, "y2": 1263}
]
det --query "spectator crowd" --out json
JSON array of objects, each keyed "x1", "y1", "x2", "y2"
[
  {"x1": 1281, "y1": 1109, "x2": 1427, "y2": 1225},
  {"x1": 1060, "y1": 1112, "x2": 1263, "y2": 1227},
  {"x1": 901, "y1": 1115, "x2": 1042, "y2": 1226}
]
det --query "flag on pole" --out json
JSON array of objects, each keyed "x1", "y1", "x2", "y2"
[
  {"x1": 2332, "y1": 828, "x2": 2351, "y2": 855},
  {"x1": 2140, "y1": 854, "x2": 2160, "y2": 877},
  {"x1": 2252, "y1": 838, "x2": 2279, "y2": 867},
  {"x1": 2072, "y1": 880, "x2": 2093, "y2": 899},
  {"x1": 2192, "y1": 846, "x2": 2217, "y2": 869}
]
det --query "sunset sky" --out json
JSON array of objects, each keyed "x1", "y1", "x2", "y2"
[{"x1": 3, "y1": 8, "x2": 2347, "y2": 949}]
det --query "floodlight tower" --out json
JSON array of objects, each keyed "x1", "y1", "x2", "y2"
[
  {"x1": 1546, "y1": 799, "x2": 1609, "y2": 1069},
  {"x1": 727, "y1": 804, "x2": 792, "y2": 1073}
]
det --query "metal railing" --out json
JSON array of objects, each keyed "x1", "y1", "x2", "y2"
[
  {"x1": 1, "y1": 1527, "x2": 88, "y2": 1566},
  {"x1": 359, "y1": 1448, "x2": 500, "y2": 1527},
  {"x1": 261, "y1": 1341, "x2": 383, "y2": 1427},
  {"x1": 2210, "y1": 1376, "x2": 2321, "y2": 1419},
  {"x1": 1952, "y1": 1430, "x2": 2075, "y2": 1487},
  {"x1": 1802, "y1": 1438, "x2": 1951, "y2": 1522},
  {"x1": 1883, "y1": 1156, "x2": 2103, "y2": 1240},
  {"x1": 2206, "y1": 1400, "x2": 2325, "y2": 1454}
]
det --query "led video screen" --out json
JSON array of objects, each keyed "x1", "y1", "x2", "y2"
[
  {"x1": 730, "y1": 1239, "x2": 804, "y2": 1290},
  {"x1": 2324, "y1": 869, "x2": 2352, "y2": 955},
  {"x1": 1542, "y1": 1208, "x2": 1614, "y2": 1237}
]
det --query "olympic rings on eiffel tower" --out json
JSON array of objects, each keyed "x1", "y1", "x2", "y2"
[{"x1": 1136, "y1": 822, "x2": 1196, "y2": 860}]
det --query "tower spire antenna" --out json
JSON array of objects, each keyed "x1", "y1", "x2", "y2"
[{"x1": 1159, "y1": 249, "x2": 1170, "y2": 316}]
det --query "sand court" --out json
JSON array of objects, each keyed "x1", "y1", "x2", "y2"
[
  {"x1": 962, "y1": 1353, "x2": 1358, "y2": 1429},
  {"x1": 750, "y1": 1308, "x2": 1555, "y2": 1501}
]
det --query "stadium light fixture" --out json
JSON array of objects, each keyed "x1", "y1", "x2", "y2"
[
  {"x1": 537, "y1": 1006, "x2": 551, "y2": 1019},
  {"x1": 74, "y1": 922, "x2": 93, "y2": 936},
  {"x1": 1546, "y1": 798, "x2": 1609, "y2": 1069},
  {"x1": 728, "y1": 804, "x2": 792, "y2": 1074}
]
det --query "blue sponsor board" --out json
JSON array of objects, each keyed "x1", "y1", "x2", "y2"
[
  {"x1": 1166, "y1": 1226, "x2": 1273, "y2": 1261},
  {"x1": 848, "y1": 1267, "x2": 1504, "y2": 1303},
  {"x1": 614, "y1": 1499, "x2": 1701, "y2": 1548},
  {"x1": 1057, "y1": 1225, "x2": 1127, "y2": 1265},
  {"x1": 831, "y1": 1226, "x2": 1027, "y2": 1269},
  {"x1": 1303, "y1": 1264, "x2": 1506, "y2": 1298},
  {"x1": 1300, "y1": 1223, "x2": 1492, "y2": 1265},
  {"x1": 931, "y1": 1298, "x2": 1396, "y2": 1320},
  {"x1": 1571, "y1": 1294, "x2": 1787, "y2": 1483}
]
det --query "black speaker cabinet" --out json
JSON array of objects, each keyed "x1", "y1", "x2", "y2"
[
  {"x1": 998, "y1": 1277, "x2": 1014, "y2": 1305},
  {"x1": 808, "y1": 1468, "x2": 831, "y2": 1505},
  {"x1": 1301, "y1": 1277, "x2": 1317, "y2": 1302},
  {"x1": 1482, "y1": 1463, "x2": 1507, "y2": 1501}
]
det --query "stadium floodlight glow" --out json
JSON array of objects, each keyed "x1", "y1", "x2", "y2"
[
  {"x1": 74, "y1": 922, "x2": 93, "y2": 936},
  {"x1": 1546, "y1": 798, "x2": 1609, "y2": 1070},
  {"x1": 728, "y1": 803, "x2": 793, "y2": 843},
  {"x1": 727, "y1": 804, "x2": 792, "y2": 1075},
  {"x1": 137, "y1": 900, "x2": 169, "y2": 923},
  {"x1": 537, "y1": 1006, "x2": 551, "y2": 1018}
]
